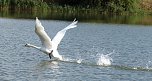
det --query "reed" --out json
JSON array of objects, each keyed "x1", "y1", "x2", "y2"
[
  {"x1": 0, "y1": 0, "x2": 49, "y2": 10},
  {"x1": 0, "y1": 0, "x2": 147, "y2": 14}
]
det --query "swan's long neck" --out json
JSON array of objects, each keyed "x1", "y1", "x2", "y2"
[
  {"x1": 25, "y1": 43, "x2": 41, "y2": 50},
  {"x1": 25, "y1": 44, "x2": 63, "y2": 60},
  {"x1": 25, "y1": 43, "x2": 51, "y2": 54}
]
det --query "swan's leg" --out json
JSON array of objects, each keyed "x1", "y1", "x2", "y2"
[
  {"x1": 49, "y1": 54, "x2": 51, "y2": 59},
  {"x1": 49, "y1": 50, "x2": 53, "y2": 59}
]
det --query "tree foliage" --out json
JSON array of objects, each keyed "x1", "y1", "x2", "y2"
[{"x1": 0, "y1": 0, "x2": 140, "y2": 13}]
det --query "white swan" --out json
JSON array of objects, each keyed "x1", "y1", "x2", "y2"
[{"x1": 25, "y1": 17, "x2": 78, "y2": 60}]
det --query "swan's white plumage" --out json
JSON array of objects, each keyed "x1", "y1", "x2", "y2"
[
  {"x1": 35, "y1": 17, "x2": 52, "y2": 50},
  {"x1": 25, "y1": 17, "x2": 78, "y2": 60},
  {"x1": 52, "y1": 19, "x2": 78, "y2": 49}
]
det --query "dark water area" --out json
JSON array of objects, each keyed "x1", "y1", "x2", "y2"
[{"x1": 0, "y1": 9, "x2": 152, "y2": 25}]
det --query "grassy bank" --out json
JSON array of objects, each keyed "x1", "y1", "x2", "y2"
[
  {"x1": 0, "y1": 1, "x2": 152, "y2": 25},
  {"x1": 0, "y1": 0, "x2": 152, "y2": 25},
  {"x1": 0, "y1": 0, "x2": 49, "y2": 10},
  {"x1": 0, "y1": 0, "x2": 151, "y2": 15}
]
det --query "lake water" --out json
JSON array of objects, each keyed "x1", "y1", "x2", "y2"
[{"x1": 0, "y1": 18, "x2": 152, "y2": 81}]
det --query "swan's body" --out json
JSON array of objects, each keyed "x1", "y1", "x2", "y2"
[{"x1": 25, "y1": 17, "x2": 78, "y2": 60}]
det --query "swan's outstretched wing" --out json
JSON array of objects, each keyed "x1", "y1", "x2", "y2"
[
  {"x1": 52, "y1": 19, "x2": 78, "y2": 49},
  {"x1": 35, "y1": 17, "x2": 52, "y2": 50}
]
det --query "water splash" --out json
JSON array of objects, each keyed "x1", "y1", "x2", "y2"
[
  {"x1": 61, "y1": 48, "x2": 114, "y2": 66},
  {"x1": 96, "y1": 51, "x2": 114, "y2": 66},
  {"x1": 146, "y1": 61, "x2": 152, "y2": 69},
  {"x1": 76, "y1": 59, "x2": 83, "y2": 64},
  {"x1": 62, "y1": 56, "x2": 83, "y2": 64}
]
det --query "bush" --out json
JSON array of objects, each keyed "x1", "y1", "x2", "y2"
[{"x1": 0, "y1": 0, "x2": 140, "y2": 14}]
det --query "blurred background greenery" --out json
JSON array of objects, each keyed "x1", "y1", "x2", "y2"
[{"x1": 0, "y1": 0, "x2": 152, "y2": 25}]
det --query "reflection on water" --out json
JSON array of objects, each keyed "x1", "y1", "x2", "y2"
[
  {"x1": 36, "y1": 60, "x2": 59, "y2": 70},
  {"x1": 0, "y1": 9, "x2": 152, "y2": 25},
  {"x1": 33, "y1": 60, "x2": 60, "y2": 81}
]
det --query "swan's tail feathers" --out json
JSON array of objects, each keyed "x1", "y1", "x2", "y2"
[{"x1": 64, "y1": 19, "x2": 78, "y2": 30}]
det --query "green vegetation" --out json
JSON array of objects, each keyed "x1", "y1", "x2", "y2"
[
  {"x1": 0, "y1": 0, "x2": 48, "y2": 8},
  {"x1": 0, "y1": 0, "x2": 143, "y2": 14},
  {"x1": 54, "y1": 0, "x2": 140, "y2": 14},
  {"x1": 140, "y1": 0, "x2": 152, "y2": 15},
  {"x1": 0, "y1": 0, "x2": 152, "y2": 25}
]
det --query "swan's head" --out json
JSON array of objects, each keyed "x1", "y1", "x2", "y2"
[{"x1": 25, "y1": 44, "x2": 32, "y2": 47}]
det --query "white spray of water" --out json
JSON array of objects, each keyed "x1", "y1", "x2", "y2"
[
  {"x1": 97, "y1": 51, "x2": 114, "y2": 66},
  {"x1": 62, "y1": 56, "x2": 83, "y2": 64},
  {"x1": 61, "y1": 48, "x2": 114, "y2": 66},
  {"x1": 76, "y1": 59, "x2": 83, "y2": 64},
  {"x1": 146, "y1": 61, "x2": 152, "y2": 69}
]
